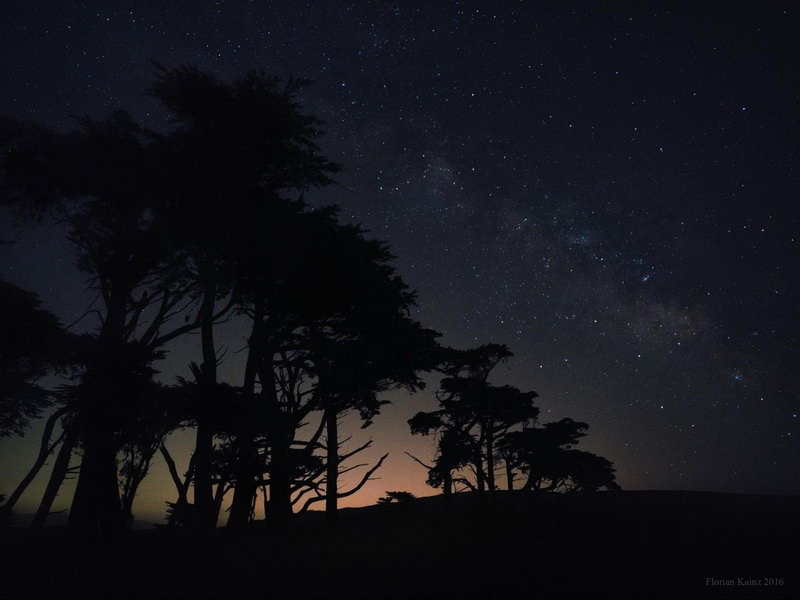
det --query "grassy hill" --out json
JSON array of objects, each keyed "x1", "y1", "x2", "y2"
[{"x1": 1, "y1": 490, "x2": 798, "y2": 598}]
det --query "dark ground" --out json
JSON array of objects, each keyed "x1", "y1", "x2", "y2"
[{"x1": 1, "y1": 491, "x2": 798, "y2": 599}]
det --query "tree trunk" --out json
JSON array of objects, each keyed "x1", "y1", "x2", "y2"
[
  {"x1": 160, "y1": 444, "x2": 193, "y2": 527},
  {"x1": 193, "y1": 420, "x2": 214, "y2": 525},
  {"x1": 226, "y1": 309, "x2": 263, "y2": 529},
  {"x1": 522, "y1": 472, "x2": 538, "y2": 492},
  {"x1": 68, "y1": 425, "x2": 122, "y2": 536},
  {"x1": 474, "y1": 450, "x2": 485, "y2": 494},
  {"x1": 485, "y1": 426, "x2": 496, "y2": 493},
  {"x1": 268, "y1": 432, "x2": 293, "y2": 520},
  {"x1": 443, "y1": 469, "x2": 452, "y2": 508},
  {"x1": 211, "y1": 478, "x2": 228, "y2": 526},
  {"x1": 160, "y1": 444, "x2": 191, "y2": 506},
  {"x1": 121, "y1": 485, "x2": 135, "y2": 526},
  {"x1": 68, "y1": 287, "x2": 129, "y2": 538},
  {"x1": 193, "y1": 279, "x2": 217, "y2": 530},
  {"x1": 1, "y1": 407, "x2": 67, "y2": 514},
  {"x1": 32, "y1": 423, "x2": 77, "y2": 529},
  {"x1": 249, "y1": 487, "x2": 258, "y2": 521},
  {"x1": 120, "y1": 447, "x2": 158, "y2": 527},
  {"x1": 505, "y1": 457, "x2": 514, "y2": 491},
  {"x1": 443, "y1": 470, "x2": 452, "y2": 497},
  {"x1": 227, "y1": 434, "x2": 258, "y2": 528},
  {"x1": 325, "y1": 406, "x2": 339, "y2": 526}
]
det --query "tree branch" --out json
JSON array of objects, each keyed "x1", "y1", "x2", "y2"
[
  {"x1": 150, "y1": 293, "x2": 235, "y2": 348},
  {"x1": 404, "y1": 451, "x2": 434, "y2": 471},
  {"x1": 159, "y1": 444, "x2": 184, "y2": 496},
  {"x1": 339, "y1": 439, "x2": 373, "y2": 462},
  {"x1": 299, "y1": 453, "x2": 388, "y2": 513}
]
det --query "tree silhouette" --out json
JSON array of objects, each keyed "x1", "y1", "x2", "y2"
[
  {"x1": 553, "y1": 450, "x2": 620, "y2": 492},
  {"x1": 0, "y1": 279, "x2": 79, "y2": 517},
  {"x1": 0, "y1": 278, "x2": 76, "y2": 438},
  {"x1": 0, "y1": 406, "x2": 67, "y2": 517},
  {"x1": 118, "y1": 383, "x2": 188, "y2": 525},
  {"x1": 0, "y1": 63, "x2": 623, "y2": 555},
  {"x1": 377, "y1": 490, "x2": 416, "y2": 504},
  {"x1": 31, "y1": 411, "x2": 80, "y2": 529},
  {"x1": 146, "y1": 64, "x2": 341, "y2": 529},
  {"x1": 502, "y1": 418, "x2": 585, "y2": 491},
  {"x1": 503, "y1": 418, "x2": 619, "y2": 491},
  {"x1": 502, "y1": 418, "x2": 619, "y2": 492},
  {"x1": 220, "y1": 202, "x2": 440, "y2": 526},
  {"x1": 409, "y1": 344, "x2": 621, "y2": 500},
  {"x1": 158, "y1": 442, "x2": 195, "y2": 527},
  {"x1": 409, "y1": 344, "x2": 538, "y2": 499},
  {"x1": 0, "y1": 65, "x2": 349, "y2": 535},
  {"x1": 303, "y1": 235, "x2": 442, "y2": 524},
  {"x1": 0, "y1": 111, "x2": 198, "y2": 536}
]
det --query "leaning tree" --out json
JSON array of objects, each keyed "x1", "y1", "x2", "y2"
[{"x1": 502, "y1": 418, "x2": 620, "y2": 492}]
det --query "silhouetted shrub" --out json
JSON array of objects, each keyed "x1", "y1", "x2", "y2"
[{"x1": 377, "y1": 491, "x2": 416, "y2": 505}]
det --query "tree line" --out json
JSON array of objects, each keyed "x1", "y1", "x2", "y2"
[
  {"x1": 407, "y1": 344, "x2": 619, "y2": 500},
  {"x1": 0, "y1": 65, "x2": 618, "y2": 538}
]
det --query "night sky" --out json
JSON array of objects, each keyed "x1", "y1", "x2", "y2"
[{"x1": 1, "y1": 1, "x2": 799, "y2": 521}]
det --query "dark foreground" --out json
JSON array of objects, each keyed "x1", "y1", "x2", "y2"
[{"x1": 1, "y1": 491, "x2": 798, "y2": 599}]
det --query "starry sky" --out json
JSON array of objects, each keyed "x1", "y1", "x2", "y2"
[{"x1": 1, "y1": 1, "x2": 799, "y2": 521}]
